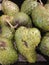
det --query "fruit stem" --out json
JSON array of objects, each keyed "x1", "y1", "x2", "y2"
[
  {"x1": 39, "y1": 0, "x2": 43, "y2": 6},
  {"x1": 6, "y1": 19, "x2": 18, "y2": 28},
  {"x1": 6, "y1": 19, "x2": 14, "y2": 28}
]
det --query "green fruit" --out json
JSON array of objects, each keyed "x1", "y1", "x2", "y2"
[
  {"x1": 0, "y1": 15, "x2": 13, "y2": 27},
  {"x1": 2, "y1": 0, "x2": 19, "y2": 16},
  {"x1": 13, "y1": 12, "x2": 32, "y2": 28},
  {"x1": 21, "y1": 0, "x2": 38, "y2": 15},
  {"x1": 0, "y1": 26, "x2": 13, "y2": 40},
  {"x1": 40, "y1": 33, "x2": 49, "y2": 57},
  {"x1": 0, "y1": 13, "x2": 32, "y2": 28},
  {"x1": 15, "y1": 26, "x2": 41, "y2": 63},
  {"x1": 32, "y1": 4, "x2": 49, "y2": 31},
  {"x1": 0, "y1": 15, "x2": 15, "y2": 40},
  {"x1": 0, "y1": 37, "x2": 18, "y2": 65}
]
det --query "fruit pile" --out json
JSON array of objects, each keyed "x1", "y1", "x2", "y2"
[{"x1": 0, "y1": 0, "x2": 49, "y2": 65}]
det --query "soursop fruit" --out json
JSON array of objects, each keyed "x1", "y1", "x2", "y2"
[
  {"x1": 2, "y1": 0, "x2": 19, "y2": 16},
  {"x1": 21, "y1": 0, "x2": 38, "y2": 15},
  {"x1": 0, "y1": 37, "x2": 18, "y2": 65},
  {"x1": 15, "y1": 26, "x2": 41, "y2": 63},
  {"x1": 13, "y1": 12, "x2": 32, "y2": 28},
  {"x1": 0, "y1": 26, "x2": 13, "y2": 40},
  {"x1": 0, "y1": 15, "x2": 15, "y2": 39},
  {"x1": 40, "y1": 33, "x2": 49, "y2": 57},
  {"x1": 32, "y1": 3, "x2": 49, "y2": 31},
  {"x1": 0, "y1": 13, "x2": 32, "y2": 29}
]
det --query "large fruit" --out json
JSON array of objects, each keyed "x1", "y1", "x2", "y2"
[
  {"x1": 40, "y1": 33, "x2": 49, "y2": 57},
  {"x1": 0, "y1": 37, "x2": 18, "y2": 65},
  {"x1": 15, "y1": 26, "x2": 41, "y2": 63},
  {"x1": 32, "y1": 3, "x2": 49, "y2": 31},
  {"x1": 2, "y1": 0, "x2": 19, "y2": 16},
  {"x1": 21, "y1": 0, "x2": 38, "y2": 15}
]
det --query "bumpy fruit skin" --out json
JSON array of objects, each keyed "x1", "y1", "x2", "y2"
[
  {"x1": 0, "y1": 15, "x2": 14, "y2": 40},
  {"x1": 40, "y1": 33, "x2": 49, "y2": 57},
  {"x1": 0, "y1": 15, "x2": 13, "y2": 26},
  {"x1": 15, "y1": 26, "x2": 41, "y2": 63},
  {"x1": 0, "y1": 13, "x2": 32, "y2": 28},
  {"x1": 13, "y1": 12, "x2": 32, "y2": 27},
  {"x1": 32, "y1": 4, "x2": 49, "y2": 31},
  {"x1": 21, "y1": 0, "x2": 38, "y2": 15},
  {"x1": 0, "y1": 37, "x2": 18, "y2": 65},
  {"x1": 2, "y1": 0, "x2": 19, "y2": 16},
  {"x1": 0, "y1": 26, "x2": 13, "y2": 40}
]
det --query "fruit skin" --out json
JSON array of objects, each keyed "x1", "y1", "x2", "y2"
[
  {"x1": 2, "y1": 0, "x2": 19, "y2": 16},
  {"x1": 0, "y1": 15, "x2": 13, "y2": 26},
  {"x1": 32, "y1": 4, "x2": 49, "y2": 31},
  {"x1": 40, "y1": 33, "x2": 49, "y2": 57},
  {"x1": 0, "y1": 15, "x2": 15, "y2": 40},
  {"x1": 0, "y1": 13, "x2": 32, "y2": 28},
  {"x1": 0, "y1": 26, "x2": 13, "y2": 40},
  {"x1": 15, "y1": 26, "x2": 41, "y2": 63},
  {"x1": 13, "y1": 12, "x2": 32, "y2": 28},
  {"x1": 21, "y1": 0, "x2": 38, "y2": 15},
  {"x1": 0, "y1": 37, "x2": 18, "y2": 65}
]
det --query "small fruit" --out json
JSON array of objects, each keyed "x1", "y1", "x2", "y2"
[
  {"x1": 2, "y1": 0, "x2": 19, "y2": 16},
  {"x1": 13, "y1": 12, "x2": 32, "y2": 28},
  {"x1": 0, "y1": 15, "x2": 13, "y2": 27},
  {"x1": 15, "y1": 26, "x2": 41, "y2": 63},
  {"x1": 40, "y1": 33, "x2": 49, "y2": 57},
  {"x1": 21, "y1": 0, "x2": 38, "y2": 15},
  {"x1": 0, "y1": 26, "x2": 13, "y2": 40},
  {"x1": 0, "y1": 15, "x2": 15, "y2": 39},
  {"x1": 32, "y1": 3, "x2": 49, "y2": 31},
  {"x1": 0, "y1": 37, "x2": 18, "y2": 65}
]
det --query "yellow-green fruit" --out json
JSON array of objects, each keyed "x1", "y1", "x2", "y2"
[
  {"x1": 0, "y1": 15, "x2": 15, "y2": 40},
  {"x1": 32, "y1": 4, "x2": 49, "y2": 31},
  {"x1": 0, "y1": 13, "x2": 32, "y2": 28},
  {"x1": 0, "y1": 15, "x2": 13, "y2": 26},
  {"x1": 21, "y1": 0, "x2": 38, "y2": 15},
  {"x1": 0, "y1": 26, "x2": 13, "y2": 40},
  {"x1": 15, "y1": 26, "x2": 41, "y2": 63},
  {"x1": 2, "y1": 0, "x2": 19, "y2": 16},
  {"x1": 0, "y1": 15, "x2": 15, "y2": 32},
  {"x1": 13, "y1": 12, "x2": 32, "y2": 27},
  {"x1": 0, "y1": 37, "x2": 18, "y2": 65},
  {"x1": 40, "y1": 33, "x2": 49, "y2": 57}
]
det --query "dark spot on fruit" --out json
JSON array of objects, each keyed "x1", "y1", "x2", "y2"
[
  {"x1": 0, "y1": 41, "x2": 6, "y2": 50},
  {"x1": 22, "y1": 39, "x2": 28, "y2": 47}
]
